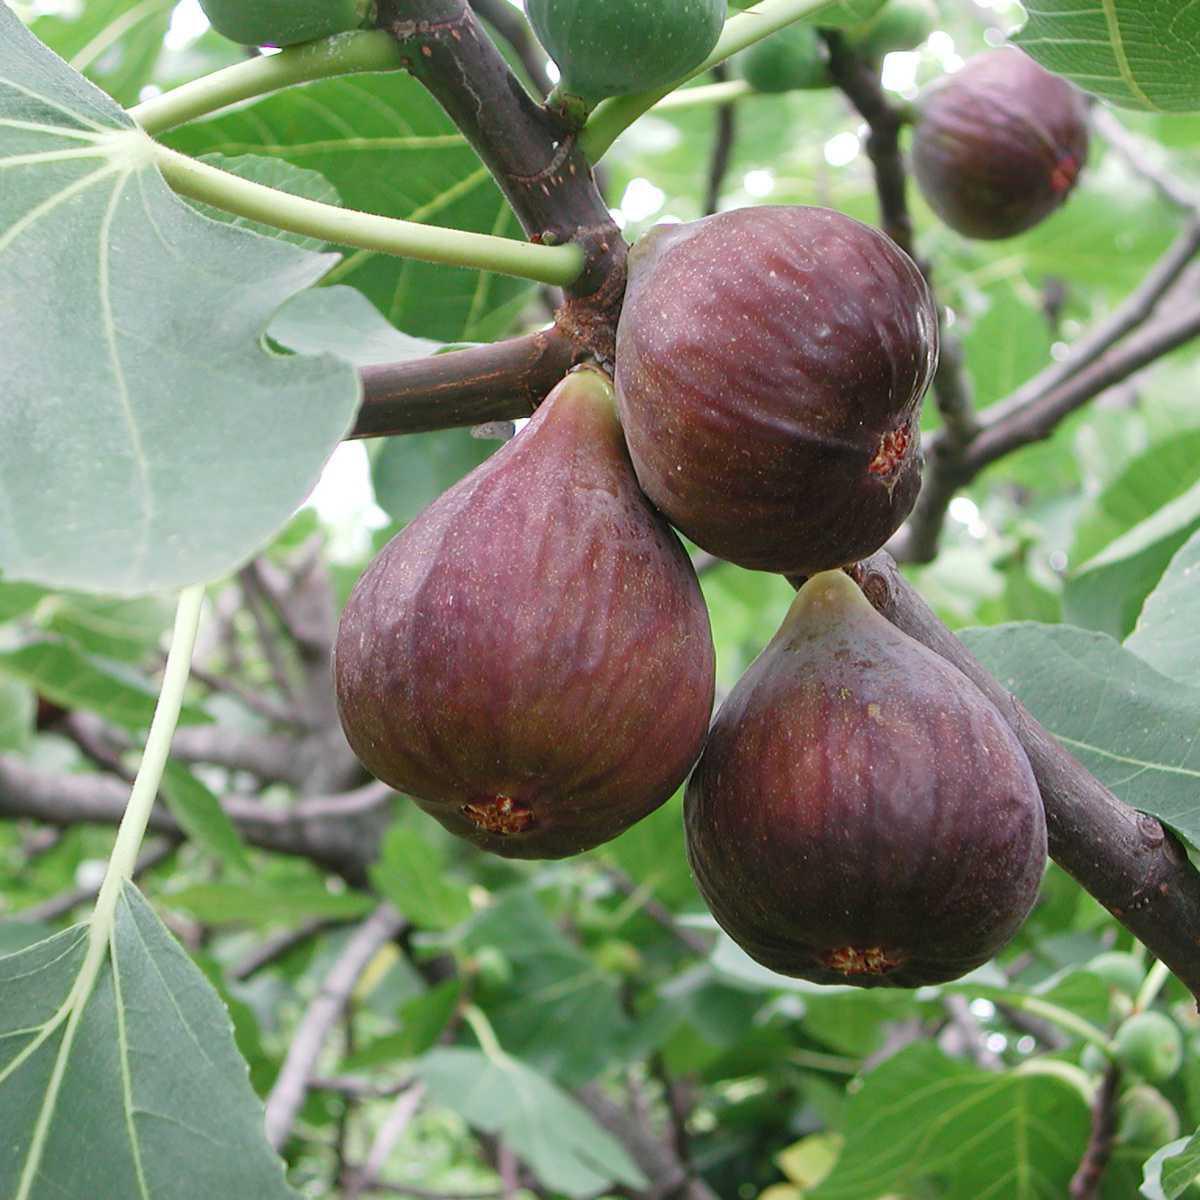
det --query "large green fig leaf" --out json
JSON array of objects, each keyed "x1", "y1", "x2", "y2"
[
  {"x1": 1126, "y1": 529, "x2": 1200, "y2": 686},
  {"x1": 0, "y1": 9, "x2": 360, "y2": 597},
  {"x1": 165, "y1": 73, "x2": 534, "y2": 343},
  {"x1": 0, "y1": 884, "x2": 299, "y2": 1199},
  {"x1": 962, "y1": 622, "x2": 1200, "y2": 848},
  {"x1": 31, "y1": 0, "x2": 174, "y2": 108},
  {"x1": 809, "y1": 1044, "x2": 1091, "y2": 1198},
  {"x1": 414, "y1": 1046, "x2": 647, "y2": 1198},
  {"x1": 1013, "y1": 0, "x2": 1200, "y2": 112},
  {"x1": 1142, "y1": 1133, "x2": 1200, "y2": 1198}
]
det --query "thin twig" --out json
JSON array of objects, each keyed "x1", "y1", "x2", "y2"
[
  {"x1": 238, "y1": 565, "x2": 300, "y2": 702},
  {"x1": 344, "y1": 1084, "x2": 427, "y2": 1200},
  {"x1": 703, "y1": 64, "x2": 736, "y2": 217},
  {"x1": 188, "y1": 662, "x2": 303, "y2": 727},
  {"x1": 467, "y1": 0, "x2": 552, "y2": 98},
  {"x1": 231, "y1": 917, "x2": 346, "y2": 980},
  {"x1": 14, "y1": 838, "x2": 178, "y2": 923},
  {"x1": 265, "y1": 902, "x2": 407, "y2": 1150},
  {"x1": 1069, "y1": 1062, "x2": 1122, "y2": 1199},
  {"x1": 1093, "y1": 108, "x2": 1200, "y2": 213},
  {"x1": 941, "y1": 995, "x2": 1003, "y2": 1069},
  {"x1": 601, "y1": 865, "x2": 712, "y2": 956}
]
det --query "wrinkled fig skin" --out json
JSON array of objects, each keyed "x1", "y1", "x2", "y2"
[
  {"x1": 685, "y1": 571, "x2": 1046, "y2": 988},
  {"x1": 615, "y1": 207, "x2": 938, "y2": 576},
  {"x1": 912, "y1": 49, "x2": 1089, "y2": 241},
  {"x1": 334, "y1": 367, "x2": 716, "y2": 860}
]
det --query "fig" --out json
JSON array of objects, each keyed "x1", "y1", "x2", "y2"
[
  {"x1": 684, "y1": 569, "x2": 1046, "y2": 988},
  {"x1": 615, "y1": 206, "x2": 938, "y2": 575},
  {"x1": 527, "y1": 0, "x2": 725, "y2": 109},
  {"x1": 1113, "y1": 1012, "x2": 1183, "y2": 1083},
  {"x1": 199, "y1": 0, "x2": 374, "y2": 47},
  {"x1": 1116, "y1": 1085, "x2": 1181, "y2": 1147},
  {"x1": 1088, "y1": 950, "x2": 1145, "y2": 998},
  {"x1": 912, "y1": 49, "x2": 1089, "y2": 241},
  {"x1": 334, "y1": 367, "x2": 716, "y2": 860},
  {"x1": 738, "y1": 25, "x2": 832, "y2": 93},
  {"x1": 846, "y1": 0, "x2": 937, "y2": 60}
]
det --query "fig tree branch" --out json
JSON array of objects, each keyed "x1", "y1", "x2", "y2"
[
  {"x1": 265, "y1": 902, "x2": 408, "y2": 1150},
  {"x1": 130, "y1": 31, "x2": 406, "y2": 134},
  {"x1": 467, "y1": 0, "x2": 552, "y2": 98},
  {"x1": 1068, "y1": 1062, "x2": 1121, "y2": 1200},
  {"x1": 152, "y1": 145, "x2": 584, "y2": 287},
  {"x1": 380, "y1": 0, "x2": 625, "y2": 307},
  {"x1": 852, "y1": 552, "x2": 1200, "y2": 1004},
  {"x1": 0, "y1": 757, "x2": 393, "y2": 885},
  {"x1": 352, "y1": 327, "x2": 580, "y2": 439},
  {"x1": 821, "y1": 33, "x2": 981, "y2": 461},
  {"x1": 703, "y1": 65, "x2": 738, "y2": 217}
]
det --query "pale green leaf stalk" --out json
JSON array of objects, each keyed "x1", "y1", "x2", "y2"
[
  {"x1": 582, "y1": 0, "x2": 836, "y2": 161},
  {"x1": 14, "y1": 584, "x2": 205, "y2": 1200},
  {"x1": 153, "y1": 146, "x2": 584, "y2": 286},
  {"x1": 130, "y1": 30, "x2": 406, "y2": 135}
]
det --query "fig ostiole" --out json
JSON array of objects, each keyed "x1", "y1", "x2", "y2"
[
  {"x1": 684, "y1": 569, "x2": 1047, "y2": 988},
  {"x1": 334, "y1": 366, "x2": 716, "y2": 860},
  {"x1": 912, "y1": 49, "x2": 1089, "y2": 241},
  {"x1": 615, "y1": 205, "x2": 938, "y2": 576}
]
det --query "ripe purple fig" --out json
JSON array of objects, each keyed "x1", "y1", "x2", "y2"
[
  {"x1": 615, "y1": 206, "x2": 938, "y2": 576},
  {"x1": 685, "y1": 570, "x2": 1046, "y2": 988},
  {"x1": 334, "y1": 367, "x2": 716, "y2": 859},
  {"x1": 912, "y1": 49, "x2": 1089, "y2": 241}
]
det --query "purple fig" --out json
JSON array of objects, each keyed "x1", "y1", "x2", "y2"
[
  {"x1": 334, "y1": 366, "x2": 716, "y2": 860},
  {"x1": 685, "y1": 570, "x2": 1046, "y2": 988},
  {"x1": 614, "y1": 206, "x2": 938, "y2": 576},
  {"x1": 912, "y1": 49, "x2": 1089, "y2": 241}
]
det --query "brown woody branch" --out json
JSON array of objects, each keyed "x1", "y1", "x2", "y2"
[
  {"x1": 352, "y1": 327, "x2": 580, "y2": 439},
  {"x1": 467, "y1": 0, "x2": 552, "y2": 98},
  {"x1": 851, "y1": 552, "x2": 1200, "y2": 1004},
  {"x1": 379, "y1": 0, "x2": 626, "y2": 313},
  {"x1": 0, "y1": 756, "x2": 393, "y2": 886},
  {"x1": 1068, "y1": 1062, "x2": 1122, "y2": 1199}
]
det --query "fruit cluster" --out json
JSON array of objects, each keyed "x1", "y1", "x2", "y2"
[
  {"x1": 335, "y1": 201, "x2": 1050, "y2": 988},
  {"x1": 330, "y1": 5, "x2": 1095, "y2": 989}
]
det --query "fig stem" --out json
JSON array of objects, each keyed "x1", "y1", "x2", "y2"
[
  {"x1": 152, "y1": 144, "x2": 586, "y2": 287},
  {"x1": 130, "y1": 31, "x2": 406, "y2": 134},
  {"x1": 1003, "y1": 996, "x2": 1114, "y2": 1054},
  {"x1": 1133, "y1": 961, "x2": 1171, "y2": 1013},
  {"x1": 581, "y1": 0, "x2": 831, "y2": 162}
]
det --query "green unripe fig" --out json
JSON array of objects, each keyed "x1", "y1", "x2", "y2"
[
  {"x1": 199, "y1": 0, "x2": 374, "y2": 47},
  {"x1": 738, "y1": 25, "x2": 832, "y2": 93},
  {"x1": 527, "y1": 0, "x2": 726, "y2": 107},
  {"x1": 846, "y1": 0, "x2": 937, "y2": 60},
  {"x1": 1113, "y1": 1012, "x2": 1184, "y2": 1083},
  {"x1": 1088, "y1": 951, "x2": 1145, "y2": 998},
  {"x1": 1116, "y1": 1085, "x2": 1181, "y2": 1148},
  {"x1": 470, "y1": 947, "x2": 514, "y2": 992},
  {"x1": 1080, "y1": 1042, "x2": 1109, "y2": 1076}
]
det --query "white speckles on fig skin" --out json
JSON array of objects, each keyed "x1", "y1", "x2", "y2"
[
  {"x1": 684, "y1": 570, "x2": 1047, "y2": 989},
  {"x1": 912, "y1": 49, "x2": 1089, "y2": 241},
  {"x1": 615, "y1": 206, "x2": 938, "y2": 576},
  {"x1": 334, "y1": 366, "x2": 716, "y2": 860}
]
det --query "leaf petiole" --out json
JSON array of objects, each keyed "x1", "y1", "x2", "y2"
[
  {"x1": 152, "y1": 145, "x2": 585, "y2": 287},
  {"x1": 130, "y1": 31, "x2": 406, "y2": 135}
]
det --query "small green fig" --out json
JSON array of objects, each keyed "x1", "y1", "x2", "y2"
[
  {"x1": 527, "y1": 0, "x2": 725, "y2": 108},
  {"x1": 1117, "y1": 1085, "x2": 1181, "y2": 1148},
  {"x1": 1113, "y1": 1012, "x2": 1184, "y2": 1083},
  {"x1": 846, "y1": 0, "x2": 937, "y2": 60},
  {"x1": 615, "y1": 206, "x2": 938, "y2": 576},
  {"x1": 1088, "y1": 951, "x2": 1145, "y2": 998},
  {"x1": 199, "y1": 0, "x2": 374, "y2": 47},
  {"x1": 684, "y1": 570, "x2": 1047, "y2": 988},
  {"x1": 334, "y1": 367, "x2": 716, "y2": 860},
  {"x1": 912, "y1": 49, "x2": 1089, "y2": 240},
  {"x1": 737, "y1": 25, "x2": 832, "y2": 93}
]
